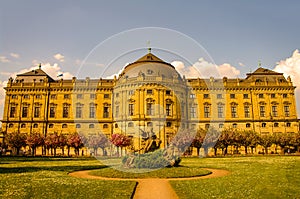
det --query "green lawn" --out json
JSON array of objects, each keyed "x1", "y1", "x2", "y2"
[
  {"x1": 1, "y1": 156, "x2": 300, "y2": 199},
  {"x1": 89, "y1": 166, "x2": 211, "y2": 178},
  {"x1": 170, "y1": 156, "x2": 300, "y2": 199},
  {"x1": 0, "y1": 157, "x2": 136, "y2": 199}
]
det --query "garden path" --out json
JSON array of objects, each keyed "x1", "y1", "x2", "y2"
[{"x1": 69, "y1": 168, "x2": 229, "y2": 199}]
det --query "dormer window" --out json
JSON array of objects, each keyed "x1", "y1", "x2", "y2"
[{"x1": 147, "y1": 69, "x2": 153, "y2": 74}]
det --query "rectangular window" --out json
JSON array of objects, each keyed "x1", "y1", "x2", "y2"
[
  {"x1": 89, "y1": 104, "x2": 96, "y2": 118},
  {"x1": 63, "y1": 105, "x2": 69, "y2": 118},
  {"x1": 147, "y1": 90, "x2": 153, "y2": 95},
  {"x1": 103, "y1": 106, "x2": 109, "y2": 118},
  {"x1": 50, "y1": 106, "x2": 56, "y2": 118},
  {"x1": 22, "y1": 106, "x2": 28, "y2": 118},
  {"x1": 244, "y1": 106, "x2": 250, "y2": 118},
  {"x1": 260, "y1": 106, "x2": 265, "y2": 117},
  {"x1": 217, "y1": 94, "x2": 223, "y2": 99},
  {"x1": 190, "y1": 107, "x2": 196, "y2": 118},
  {"x1": 243, "y1": 94, "x2": 249, "y2": 99},
  {"x1": 104, "y1": 94, "x2": 110, "y2": 98},
  {"x1": 10, "y1": 106, "x2": 16, "y2": 117},
  {"x1": 231, "y1": 106, "x2": 237, "y2": 118},
  {"x1": 259, "y1": 94, "x2": 264, "y2": 98},
  {"x1": 76, "y1": 106, "x2": 82, "y2": 118},
  {"x1": 271, "y1": 94, "x2": 276, "y2": 98},
  {"x1": 77, "y1": 94, "x2": 83, "y2": 99},
  {"x1": 50, "y1": 94, "x2": 56, "y2": 99},
  {"x1": 24, "y1": 94, "x2": 29, "y2": 99},
  {"x1": 146, "y1": 103, "x2": 154, "y2": 115},
  {"x1": 204, "y1": 94, "x2": 209, "y2": 99},
  {"x1": 129, "y1": 104, "x2": 134, "y2": 116},
  {"x1": 12, "y1": 95, "x2": 17, "y2": 99},
  {"x1": 204, "y1": 105, "x2": 210, "y2": 118},
  {"x1": 115, "y1": 106, "x2": 119, "y2": 117},
  {"x1": 166, "y1": 90, "x2": 171, "y2": 95},
  {"x1": 34, "y1": 106, "x2": 40, "y2": 118},
  {"x1": 218, "y1": 104, "x2": 224, "y2": 118},
  {"x1": 272, "y1": 106, "x2": 278, "y2": 117},
  {"x1": 190, "y1": 94, "x2": 195, "y2": 99},
  {"x1": 115, "y1": 93, "x2": 119, "y2": 98},
  {"x1": 283, "y1": 94, "x2": 288, "y2": 98},
  {"x1": 64, "y1": 94, "x2": 70, "y2": 99},
  {"x1": 90, "y1": 94, "x2": 96, "y2": 99},
  {"x1": 166, "y1": 104, "x2": 172, "y2": 116},
  {"x1": 36, "y1": 94, "x2": 42, "y2": 99},
  {"x1": 230, "y1": 94, "x2": 235, "y2": 99},
  {"x1": 128, "y1": 90, "x2": 134, "y2": 95},
  {"x1": 284, "y1": 106, "x2": 290, "y2": 117}
]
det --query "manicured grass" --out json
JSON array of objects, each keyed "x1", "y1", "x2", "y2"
[
  {"x1": 0, "y1": 157, "x2": 136, "y2": 199},
  {"x1": 1, "y1": 156, "x2": 300, "y2": 199},
  {"x1": 170, "y1": 156, "x2": 300, "y2": 199},
  {"x1": 89, "y1": 166, "x2": 211, "y2": 178}
]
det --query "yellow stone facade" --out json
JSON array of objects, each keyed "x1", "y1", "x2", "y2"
[{"x1": 1, "y1": 52, "x2": 299, "y2": 151}]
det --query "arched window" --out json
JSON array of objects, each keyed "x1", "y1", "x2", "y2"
[
  {"x1": 286, "y1": 122, "x2": 291, "y2": 127},
  {"x1": 21, "y1": 123, "x2": 26, "y2": 128},
  {"x1": 205, "y1": 124, "x2": 210, "y2": 129},
  {"x1": 89, "y1": 124, "x2": 95, "y2": 128},
  {"x1": 232, "y1": 123, "x2": 237, "y2": 128},
  {"x1": 103, "y1": 124, "x2": 108, "y2": 129},
  {"x1": 166, "y1": 122, "x2": 172, "y2": 127},
  {"x1": 115, "y1": 123, "x2": 118, "y2": 128},
  {"x1": 8, "y1": 123, "x2": 13, "y2": 128},
  {"x1": 274, "y1": 122, "x2": 279, "y2": 127},
  {"x1": 76, "y1": 124, "x2": 81, "y2": 128},
  {"x1": 246, "y1": 123, "x2": 251, "y2": 128},
  {"x1": 49, "y1": 124, "x2": 54, "y2": 128},
  {"x1": 262, "y1": 123, "x2": 266, "y2": 128},
  {"x1": 147, "y1": 122, "x2": 153, "y2": 127},
  {"x1": 128, "y1": 122, "x2": 134, "y2": 127},
  {"x1": 62, "y1": 124, "x2": 67, "y2": 128},
  {"x1": 33, "y1": 123, "x2": 38, "y2": 128}
]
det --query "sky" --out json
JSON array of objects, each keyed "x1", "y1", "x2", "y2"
[{"x1": 1, "y1": 0, "x2": 300, "y2": 119}]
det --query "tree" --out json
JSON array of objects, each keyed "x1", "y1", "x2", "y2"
[
  {"x1": 216, "y1": 128, "x2": 235, "y2": 155},
  {"x1": 67, "y1": 133, "x2": 85, "y2": 156},
  {"x1": 110, "y1": 133, "x2": 131, "y2": 156},
  {"x1": 44, "y1": 133, "x2": 60, "y2": 156},
  {"x1": 191, "y1": 129, "x2": 206, "y2": 156},
  {"x1": 26, "y1": 133, "x2": 44, "y2": 156},
  {"x1": 259, "y1": 134, "x2": 274, "y2": 154},
  {"x1": 239, "y1": 130, "x2": 259, "y2": 154},
  {"x1": 6, "y1": 132, "x2": 27, "y2": 155},
  {"x1": 58, "y1": 134, "x2": 67, "y2": 155},
  {"x1": 171, "y1": 129, "x2": 194, "y2": 154},
  {"x1": 202, "y1": 127, "x2": 220, "y2": 156},
  {"x1": 87, "y1": 134, "x2": 110, "y2": 156}
]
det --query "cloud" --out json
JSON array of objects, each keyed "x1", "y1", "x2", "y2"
[
  {"x1": 53, "y1": 53, "x2": 65, "y2": 62},
  {"x1": 171, "y1": 58, "x2": 240, "y2": 78},
  {"x1": 273, "y1": 49, "x2": 300, "y2": 116},
  {"x1": 0, "y1": 56, "x2": 10, "y2": 63},
  {"x1": 10, "y1": 53, "x2": 20, "y2": 59}
]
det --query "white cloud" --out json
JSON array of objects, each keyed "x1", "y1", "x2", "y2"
[
  {"x1": 0, "y1": 56, "x2": 10, "y2": 63},
  {"x1": 53, "y1": 53, "x2": 65, "y2": 62},
  {"x1": 273, "y1": 49, "x2": 300, "y2": 117},
  {"x1": 10, "y1": 53, "x2": 20, "y2": 59},
  {"x1": 171, "y1": 58, "x2": 240, "y2": 78}
]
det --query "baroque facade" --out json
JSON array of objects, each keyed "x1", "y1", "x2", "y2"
[{"x1": 1, "y1": 52, "x2": 299, "y2": 150}]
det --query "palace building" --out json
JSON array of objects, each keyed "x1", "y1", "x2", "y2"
[{"x1": 0, "y1": 52, "x2": 299, "y2": 151}]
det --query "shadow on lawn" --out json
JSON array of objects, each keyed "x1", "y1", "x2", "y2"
[{"x1": 0, "y1": 165, "x2": 107, "y2": 174}]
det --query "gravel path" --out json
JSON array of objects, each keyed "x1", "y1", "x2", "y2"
[{"x1": 69, "y1": 168, "x2": 230, "y2": 199}]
